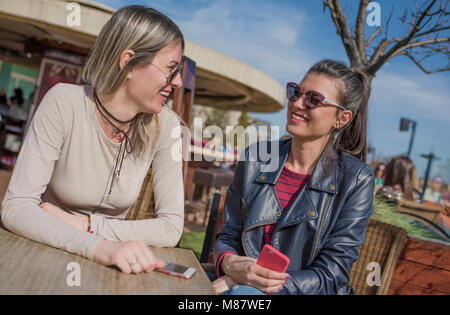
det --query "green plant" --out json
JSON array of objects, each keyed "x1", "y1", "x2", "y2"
[
  {"x1": 372, "y1": 196, "x2": 448, "y2": 242},
  {"x1": 179, "y1": 232, "x2": 205, "y2": 260}
]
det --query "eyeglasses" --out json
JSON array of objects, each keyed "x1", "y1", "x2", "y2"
[
  {"x1": 286, "y1": 82, "x2": 346, "y2": 110},
  {"x1": 151, "y1": 63, "x2": 182, "y2": 84}
]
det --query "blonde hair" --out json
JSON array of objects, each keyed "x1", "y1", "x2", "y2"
[{"x1": 82, "y1": 5, "x2": 184, "y2": 158}]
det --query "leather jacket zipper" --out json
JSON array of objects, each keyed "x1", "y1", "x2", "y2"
[
  {"x1": 310, "y1": 194, "x2": 332, "y2": 264},
  {"x1": 241, "y1": 221, "x2": 277, "y2": 258},
  {"x1": 240, "y1": 199, "x2": 278, "y2": 257}
]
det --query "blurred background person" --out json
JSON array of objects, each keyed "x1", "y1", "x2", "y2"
[
  {"x1": 0, "y1": 88, "x2": 8, "y2": 106},
  {"x1": 9, "y1": 88, "x2": 24, "y2": 107},
  {"x1": 373, "y1": 162, "x2": 386, "y2": 195},
  {"x1": 423, "y1": 176, "x2": 444, "y2": 204},
  {"x1": 441, "y1": 183, "x2": 450, "y2": 209},
  {"x1": 0, "y1": 88, "x2": 8, "y2": 117},
  {"x1": 381, "y1": 156, "x2": 419, "y2": 201},
  {"x1": 9, "y1": 88, "x2": 28, "y2": 121}
]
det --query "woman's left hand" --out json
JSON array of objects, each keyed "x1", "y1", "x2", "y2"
[{"x1": 40, "y1": 202, "x2": 88, "y2": 232}]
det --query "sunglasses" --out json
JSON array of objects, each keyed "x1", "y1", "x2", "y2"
[
  {"x1": 151, "y1": 63, "x2": 182, "y2": 84},
  {"x1": 286, "y1": 82, "x2": 346, "y2": 110}
]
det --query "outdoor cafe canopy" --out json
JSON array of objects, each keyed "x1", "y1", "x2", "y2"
[{"x1": 0, "y1": 0, "x2": 285, "y2": 113}]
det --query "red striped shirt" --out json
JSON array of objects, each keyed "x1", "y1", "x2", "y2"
[{"x1": 264, "y1": 167, "x2": 310, "y2": 244}]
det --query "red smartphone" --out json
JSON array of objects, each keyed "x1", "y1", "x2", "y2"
[
  {"x1": 156, "y1": 262, "x2": 197, "y2": 279},
  {"x1": 257, "y1": 244, "x2": 290, "y2": 273}
]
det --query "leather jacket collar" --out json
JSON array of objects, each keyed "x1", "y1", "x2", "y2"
[{"x1": 255, "y1": 138, "x2": 339, "y2": 195}]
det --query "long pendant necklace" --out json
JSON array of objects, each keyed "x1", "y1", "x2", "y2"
[{"x1": 94, "y1": 90, "x2": 136, "y2": 202}]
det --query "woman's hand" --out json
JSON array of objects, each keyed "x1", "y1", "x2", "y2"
[
  {"x1": 93, "y1": 239, "x2": 166, "y2": 274},
  {"x1": 221, "y1": 254, "x2": 289, "y2": 294},
  {"x1": 40, "y1": 202, "x2": 88, "y2": 231}
]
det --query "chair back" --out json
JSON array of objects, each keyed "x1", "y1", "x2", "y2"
[
  {"x1": 200, "y1": 191, "x2": 226, "y2": 263},
  {"x1": 349, "y1": 219, "x2": 407, "y2": 295},
  {"x1": 126, "y1": 167, "x2": 156, "y2": 220}
]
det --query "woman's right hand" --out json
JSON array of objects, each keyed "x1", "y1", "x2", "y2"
[
  {"x1": 93, "y1": 240, "x2": 166, "y2": 274},
  {"x1": 221, "y1": 254, "x2": 289, "y2": 293}
]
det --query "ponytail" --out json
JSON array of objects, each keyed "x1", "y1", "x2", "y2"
[{"x1": 306, "y1": 60, "x2": 371, "y2": 162}]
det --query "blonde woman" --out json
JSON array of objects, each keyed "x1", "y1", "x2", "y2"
[{"x1": 1, "y1": 6, "x2": 185, "y2": 274}]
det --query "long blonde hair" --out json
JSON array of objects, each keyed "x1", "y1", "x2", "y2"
[{"x1": 82, "y1": 5, "x2": 184, "y2": 158}]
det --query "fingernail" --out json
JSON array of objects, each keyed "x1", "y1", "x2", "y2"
[{"x1": 285, "y1": 275, "x2": 291, "y2": 280}]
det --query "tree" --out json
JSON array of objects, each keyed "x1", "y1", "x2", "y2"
[
  {"x1": 238, "y1": 111, "x2": 250, "y2": 129},
  {"x1": 202, "y1": 107, "x2": 230, "y2": 145},
  {"x1": 323, "y1": 0, "x2": 449, "y2": 82}
]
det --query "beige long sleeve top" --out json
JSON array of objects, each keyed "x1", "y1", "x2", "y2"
[{"x1": 1, "y1": 83, "x2": 184, "y2": 260}]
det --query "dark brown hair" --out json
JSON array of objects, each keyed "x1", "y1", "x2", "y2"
[
  {"x1": 384, "y1": 156, "x2": 418, "y2": 200},
  {"x1": 305, "y1": 60, "x2": 371, "y2": 162}
]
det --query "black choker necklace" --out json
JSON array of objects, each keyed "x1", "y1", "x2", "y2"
[
  {"x1": 93, "y1": 89, "x2": 136, "y2": 201},
  {"x1": 94, "y1": 91, "x2": 136, "y2": 124}
]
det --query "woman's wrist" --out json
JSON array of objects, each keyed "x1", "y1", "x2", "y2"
[
  {"x1": 92, "y1": 240, "x2": 111, "y2": 265},
  {"x1": 221, "y1": 253, "x2": 235, "y2": 276},
  {"x1": 79, "y1": 215, "x2": 89, "y2": 232}
]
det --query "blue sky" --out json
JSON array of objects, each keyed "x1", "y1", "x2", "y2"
[{"x1": 96, "y1": 0, "x2": 450, "y2": 181}]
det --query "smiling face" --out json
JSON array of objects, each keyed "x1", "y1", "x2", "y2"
[
  {"x1": 124, "y1": 39, "x2": 183, "y2": 114},
  {"x1": 286, "y1": 72, "x2": 350, "y2": 143}
]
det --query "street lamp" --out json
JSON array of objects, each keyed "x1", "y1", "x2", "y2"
[{"x1": 399, "y1": 118, "x2": 417, "y2": 158}]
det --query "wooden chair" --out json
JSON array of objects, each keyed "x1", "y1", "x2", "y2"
[
  {"x1": 126, "y1": 167, "x2": 156, "y2": 221},
  {"x1": 200, "y1": 191, "x2": 226, "y2": 263},
  {"x1": 349, "y1": 219, "x2": 407, "y2": 295},
  {"x1": 199, "y1": 191, "x2": 226, "y2": 274},
  {"x1": 185, "y1": 167, "x2": 233, "y2": 226}
]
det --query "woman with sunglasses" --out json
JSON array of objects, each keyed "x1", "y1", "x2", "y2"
[
  {"x1": 2, "y1": 6, "x2": 185, "y2": 274},
  {"x1": 212, "y1": 60, "x2": 374, "y2": 295}
]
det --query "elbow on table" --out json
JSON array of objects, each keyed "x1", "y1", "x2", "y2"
[
  {"x1": 160, "y1": 213, "x2": 184, "y2": 247},
  {"x1": 140, "y1": 219, "x2": 183, "y2": 248},
  {"x1": 165, "y1": 234, "x2": 181, "y2": 248},
  {"x1": 163, "y1": 223, "x2": 183, "y2": 247},
  {"x1": 0, "y1": 202, "x2": 15, "y2": 231}
]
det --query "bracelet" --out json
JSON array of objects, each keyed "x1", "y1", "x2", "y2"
[{"x1": 87, "y1": 214, "x2": 93, "y2": 234}]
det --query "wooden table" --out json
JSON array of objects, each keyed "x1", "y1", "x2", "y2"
[{"x1": 0, "y1": 227, "x2": 215, "y2": 295}]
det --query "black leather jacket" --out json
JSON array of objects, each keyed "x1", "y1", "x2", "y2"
[{"x1": 214, "y1": 138, "x2": 375, "y2": 295}]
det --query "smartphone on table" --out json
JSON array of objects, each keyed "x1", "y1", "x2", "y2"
[
  {"x1": 256, "y1": 244, "x2": 290, "y2": 273},
  {"x1": 156, "y1": 262, "x2": 197, "y2": 279}
]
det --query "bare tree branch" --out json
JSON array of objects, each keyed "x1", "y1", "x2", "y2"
[
  {"x1": 365, "y1": 27, "x2": 382, "y2": 48},
  {"x1": 400, "y1": 37, "x2": 449, "y2": 51},
  {"x1": 384, "y1": 5, "x2": 395, "y2": 40},
  {"x1": 366, "y1": 0, "x2": 447, "y2": 76},
  {"x1": 369, "y1": 39, "x2": 391, "y2": 65},
  {"x1": 414, "y1": 25, "x2": 450, "y2": 37},
  {"x1": 356, "y1": 0, "x2": 371, "y2": 63},
  {"x1": 324, "y1": 0, "x2": 363, "y2": 67},
  {"x1": 324, "y1": 0, "x2": 449, "y2": 78},
  {"x1": 403, "y1": 51, "x2": 450, "y2": 73}
]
